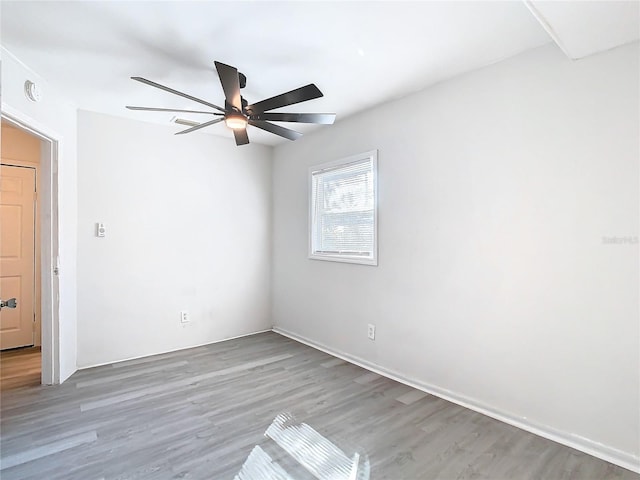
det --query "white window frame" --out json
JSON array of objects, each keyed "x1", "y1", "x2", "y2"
[{"x1": 308, "y1": 150, "x2": 378, "y2": 266}]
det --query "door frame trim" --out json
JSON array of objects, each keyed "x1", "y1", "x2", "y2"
[{"x1": 1, "y1": 105, "x2": 60, "y2": 385}]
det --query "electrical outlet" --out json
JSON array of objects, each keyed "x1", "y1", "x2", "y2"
[
  {"x1": 367, "y1": 323, "x2": 376, "y2": 340},
  {"x1": 180, "y1": 310, "x2": 190, "y2": 323}
]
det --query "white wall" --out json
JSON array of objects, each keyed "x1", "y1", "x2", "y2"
[
  {"x1": 76, "y1": 111, "x2": 272, "y2": 367},
  {"x1": 1, "y1": 48, "x2": 78, "y2": 383},
  {"x1": 272, "y1": 43, "x2": 639, "y2": 468}
]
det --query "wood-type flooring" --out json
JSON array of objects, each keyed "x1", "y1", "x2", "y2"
[{"x1": 0, "y1": 333, "x2": 637, "y2": 479}]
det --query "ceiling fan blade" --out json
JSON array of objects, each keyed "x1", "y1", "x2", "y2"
[
  {"x1": 248, "y1": 120, "x2": 302, "y2": 141},
  {"x1": 126, "y1": 106, "x2": 221, "y2": 115},
  {"x1": 233, "y1": 129, "x2": 250, "y2": 146},
  {"x1": 174, "y1": 118, "x2": 200, "y2": 127},
  {"x1": 175, "y1": 118, "x2": 224, "y2": 135},
  {"x1": 131, "y1": 77, "x2": 225, "y2": 112},
  {"x1": 214, "y1": 61, "x2": 242, "y2": 111},
  {"x1": 247, "y1": 84, "x2": 323, "y2": 114},
  {"x1": 252, "y1": 112, "x2": 335, "y2": 124}
]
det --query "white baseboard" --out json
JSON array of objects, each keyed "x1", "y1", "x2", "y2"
[
  {"x1": 78, "y1": 329, "x2": 273, "y2": 370},
  {"x1": 272, "y1": 326, "x2": 640, "y2": 474}
]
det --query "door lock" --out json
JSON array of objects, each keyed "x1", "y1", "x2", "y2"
[{"x1": 0, "y1": 298, "x2": 17, "y2": 310}]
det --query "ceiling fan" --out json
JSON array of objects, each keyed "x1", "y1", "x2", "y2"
[{"x1": 126, "y1": 61, "x2": 336, "y2": 146}]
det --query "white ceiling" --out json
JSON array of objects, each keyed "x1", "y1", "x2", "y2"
[
  {"x1": 526, "y1": 0, "x2": 640, "y2": 59},
  {"x1": 1, "y1": 1, "x2": 637, "y2": 146}
]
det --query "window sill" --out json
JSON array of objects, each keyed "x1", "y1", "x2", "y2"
[{"x1": 308, "y1": 253, "x2": 378, "y2": 266}]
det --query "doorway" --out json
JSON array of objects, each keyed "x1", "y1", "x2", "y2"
[
  {"x1": 0, "y1": 112, "x2": 60, "y2": 386},
  {"x1": 1, "y1": 122, "x2": 41, "y2": 388}
]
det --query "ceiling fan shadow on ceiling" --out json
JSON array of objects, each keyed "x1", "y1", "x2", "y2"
[{"x1": 126, "y1": 61, "x2": 336, "y2": 146}]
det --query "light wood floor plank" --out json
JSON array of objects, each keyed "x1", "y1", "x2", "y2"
[
  {"x1": 1, "y1": 431, "x2": 97, "y2": 469},
  {"x1": 396, "y1": 389, "x2": 429, "y2": 405}
]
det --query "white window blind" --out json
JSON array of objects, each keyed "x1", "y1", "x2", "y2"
[{"x1": 309, "y1": 150, "x2": 378, "y2": 265}]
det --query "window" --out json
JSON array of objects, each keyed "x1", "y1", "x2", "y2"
[{"x1": 309, "y1": 150, "x2": 378, "y2": 265}]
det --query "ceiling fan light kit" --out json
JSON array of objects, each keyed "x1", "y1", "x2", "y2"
[
  {"x1": 225, "y1": 113, "x2": 248, "y2": 130},
  {"x1": 126, "y1": 61, "x2": 336, "y2": 146}
]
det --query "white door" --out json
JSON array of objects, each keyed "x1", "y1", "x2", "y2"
[{"x1": 0, "y1": 165, "x2": 36, "y2": 349}]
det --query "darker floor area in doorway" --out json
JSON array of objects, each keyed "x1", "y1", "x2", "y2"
[{"x1": 0, "y1": 346, "x2": 41, "y2": 391}]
